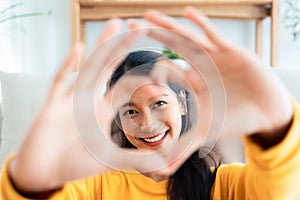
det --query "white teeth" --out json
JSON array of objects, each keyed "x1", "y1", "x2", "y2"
[{"x1": 143, "y1": 132, "x2": 166, "y2": 143}]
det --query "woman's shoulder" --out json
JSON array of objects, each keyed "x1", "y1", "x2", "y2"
[
  {"x1": 214, "y1": 163, "x2": 245, "y2": 176},
  {"x1": 100, "y1": 170, "x2": 167, "y2": 196}
]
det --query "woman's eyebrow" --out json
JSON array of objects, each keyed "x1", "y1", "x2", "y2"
[
  {"x1": 120, "y1": 102, "x2": 135, "y2": 108},
  {"x1": 148, "y1": 94, "x2": 169, "y2": 102},
  {"x1": 120, "y1": 94, "x2": 169, "y2": 108}
]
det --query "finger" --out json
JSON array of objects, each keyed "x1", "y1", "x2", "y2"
[
  {"x1": 81, "y1": 18, "x2": 122, "y2": 87},
  {"x1": 144, "y1": 10, "x2": 213, "y2": 50},
  {"x1": 66, "y1": 73, "x2": 78, "y2": 96},
  {"x1": 137, "y1": 14, "x2": 208, "y2": 67},
  {"x1": 142, "y1": 10, "x2": 225, "y2": 94},
  {"x1": 129, "y1": 20, "x2": 196, "y2": 76},
  {"x1": 163, "y1": 126, "x2": 209, "y2": 174},
  {"x1": 184, "y1": 6, "x2": 229, "y2": 49},
  {"x1": 104, "y1": 75, "x2": 152, "y2": 116},
  {"x1": 105, "y1": 27, "x2": 148, "y2": 69},
  {"x1": 136, "y1": 17, "x2": 222, "y2": 92},
  {"x1": 96, "y1": 18, "x2": 123, "y2": 45},
  {"x1": 130, "y1": 21, "x2": 210, "y2": 95},
  {"x1": 135, "y1": 133, "x2": 202, "y2": 179},
  {"x1": 151, "y1": 58, "x2": 189, "y2": 87},
  {"x1": 128, "y1": 19, "x2": 142, "y2": 30},
  {"x1": 129, "y1": 19, "x2": 190, "y2": 57},
  {"x1": 145, "y1": 26, "x2": 217, "y2": 84},
  {"x1": 51, "y1": 43, "x2": 85, "y2": 96},
  {"x1": 78, "y1": 27, "x2": 148, "y2": 91}
]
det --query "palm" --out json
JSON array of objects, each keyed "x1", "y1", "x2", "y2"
[
  {"x1": 142, "y1": 7, "x2": 293, "y2": 177},
  {"x1": 10, "y1": 20, "x2": 168, "y2": 191},
  {"x1": 146, "y1": 9, "x2": 291, "y2": 139}
]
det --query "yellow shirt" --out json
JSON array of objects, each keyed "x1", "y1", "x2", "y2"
[{"x1": 1, "y1": 102, "x2": 300, "y2": 200}]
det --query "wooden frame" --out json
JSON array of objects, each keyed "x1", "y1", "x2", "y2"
[{"x1": 71, "y1": 0, "x2": 278, "y2": 66}]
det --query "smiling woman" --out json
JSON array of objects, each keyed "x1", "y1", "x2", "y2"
[
  {"x1": 1, "y1": 7, "x2": 300, "y2": 200},
  {"x1": 109, "y1": 52, "x2": 184, "y2": 150},
  {"x1": 107, "y1": 50, "x2": 219, "y2": 199},
  {"x1": 118, "y1": 85, "x2": 182, "y2": 150}
]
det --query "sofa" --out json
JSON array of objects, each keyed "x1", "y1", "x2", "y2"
[{"x1": 0, "y1": 67, "x2": 300, "y2": 169}]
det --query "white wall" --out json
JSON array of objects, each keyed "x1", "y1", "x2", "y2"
[{"x1": 0, "y1": 0, "x2": 299, "y2": 76}]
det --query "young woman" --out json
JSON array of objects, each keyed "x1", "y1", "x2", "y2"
[
  {"x1": 1, "y1": 7, "x2": 300, "y2": 200},
  {"x1": 108, "y1": 50, "x2": 218, "y2": 199}
]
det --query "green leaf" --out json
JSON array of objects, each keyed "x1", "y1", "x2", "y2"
[
  {"x1": 0, "y1": 2, "x2": 52, "y2": 25},
  {"x1": 162, "y1": 48, "x2": 181, "y2": 59},
  {"x1": 0, "y1": 3, "x2": 22, "y2": 15},
  {"x1": 0, "y1": 12, "x2": 45, "y2": 24},
  {"x1": 283, "y1": 0, "x2": 300, "y2": 45}
]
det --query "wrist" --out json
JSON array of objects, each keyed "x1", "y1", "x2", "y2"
[
  {"x1": 8, "y1": 155, "x2": 60, "y2": 192},
  {"x1": 251, "y1": 101, "x2": 294, "y2": 149}
]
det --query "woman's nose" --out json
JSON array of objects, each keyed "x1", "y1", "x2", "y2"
[
  {"x1": 139, "y1": 111, "x2": 153, "y2": 131},
  {"x1": 138, "y1": 111, "x2": 163, "y2": 134}
]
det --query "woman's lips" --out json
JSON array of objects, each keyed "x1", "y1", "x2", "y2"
[{"x1": 138, "y1": 130, "x2": 169, "y2": 146}]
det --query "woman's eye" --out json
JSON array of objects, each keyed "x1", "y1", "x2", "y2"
[
  {"x1": 123, "y1": 109, "x2": 138, "y2": 117},
  {"x1": 153, "y1": 100, "x2": 168, "y2": 109}
]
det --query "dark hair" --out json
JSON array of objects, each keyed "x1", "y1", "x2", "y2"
[{"x1": 108, "y1": 50, "x2": 219, "y2": 200}]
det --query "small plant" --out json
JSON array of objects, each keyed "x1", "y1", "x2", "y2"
[
  {"x1": 283, "y1": 0, "x2": 300, "y2": 43},
  {"x1": 162, "y1": 48, "x2": 181, "y2": 59}
]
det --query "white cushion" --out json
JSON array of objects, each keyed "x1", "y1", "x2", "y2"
[
  {"x1": 273, "y1": 67, "x2": 300, "y2": 102},
  {"x1": 0, "y1": 72, "x2": 49, "y2": 168}
]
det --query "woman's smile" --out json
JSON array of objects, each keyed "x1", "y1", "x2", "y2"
[
  {"x1": 118, "y1": 83, "x2": 186, "y2": 151},
  {"x1": 138, "y1": 129, "x2": 169, "y2": 146}
]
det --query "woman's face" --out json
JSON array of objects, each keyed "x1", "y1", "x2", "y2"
[{"x1": 118, "y1": 83, "x2": 186, "y2": 151}]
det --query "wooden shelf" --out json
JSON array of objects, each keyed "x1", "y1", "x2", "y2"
[{"x1": 72, "y1": 0, "x2": 279, "y2": 66}]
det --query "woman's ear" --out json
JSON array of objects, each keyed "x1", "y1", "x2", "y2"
[{"x1": 179, "y1": 90, "x2": 187, "y2": 115}]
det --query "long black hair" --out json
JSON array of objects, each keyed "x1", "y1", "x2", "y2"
[{"x1": 108, "y1": 50, "x2": 220, "y2": 200}]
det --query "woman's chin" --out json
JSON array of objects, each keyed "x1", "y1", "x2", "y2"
[{"x1": 157, "y1": 140, "x2": 178, "y2": 157}]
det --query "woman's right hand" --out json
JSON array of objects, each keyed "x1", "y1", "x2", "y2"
[
  {"x1": 8, "y1": 19, "x2": 168, "y2": 193},
  {"x1": 8, "y1": 22, "x2": 113, "y2": 192}
]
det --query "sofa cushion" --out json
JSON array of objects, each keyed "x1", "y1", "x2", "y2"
[
  {"x1": 274, "y1": 67, "x2": 300, "y2": 102},
  {"x1": 0, "y1": 72, "x2": 49, "y2": 168}
]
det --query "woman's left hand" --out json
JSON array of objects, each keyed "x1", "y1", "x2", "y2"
[{"x1": 130, "y1": 7, "x2": 294, "y2": 180}]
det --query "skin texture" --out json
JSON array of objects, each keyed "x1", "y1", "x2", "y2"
[
  {"x1": 118, "y1": 83, "x2": 184, "y2": 151},
  {"x1": 141, "y1": 7, "x2": 292, "y2": 175},
  {"x1": 7, "y1": 6, "x2": 293, "y2": 194}
]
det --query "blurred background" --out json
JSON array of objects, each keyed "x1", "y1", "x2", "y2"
[
  {"x1": 0, "y1": 0, "x2": 299, "y2": 167},
  {"x1": 0, "y1": 0, "x2": 299, "y2": 77}
]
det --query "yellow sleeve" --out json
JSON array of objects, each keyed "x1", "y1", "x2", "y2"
[
  {"x1": 212, "y1": 100, "x2": 300, "y2": 200},
  {"x1": 0, "y1": 154, "x2": 102, "y2": 200}
]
